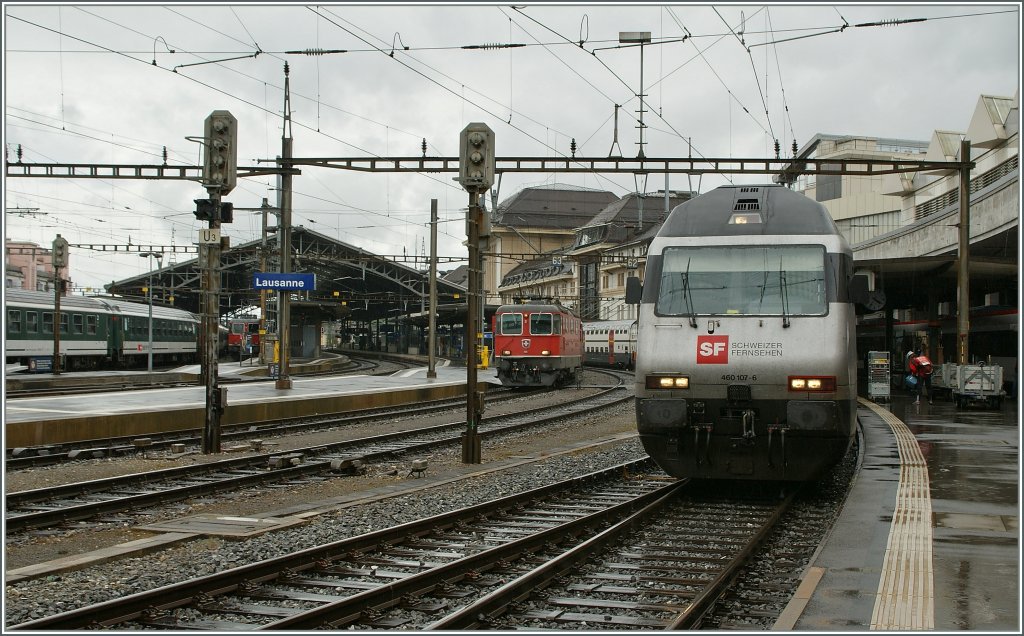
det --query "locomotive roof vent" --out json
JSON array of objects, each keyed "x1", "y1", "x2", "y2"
[
  {"x1": 733, "y1": 199, "x2": 761, "y2": 211},
  {"x1": 738, "y1": 186, "x2": 760, "y2": 193}
]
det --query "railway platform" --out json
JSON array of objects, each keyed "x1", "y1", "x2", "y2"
[
  {"x1": 779, "y1": 392, "x2": 1018, "y2": 632},
  {"x1": 4, "y1": 361, "x2": 500, "y2": 449}
]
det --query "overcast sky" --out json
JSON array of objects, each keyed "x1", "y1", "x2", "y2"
[{"x1": 3, "y1": 2, "x2": 1020, "y2": 293}]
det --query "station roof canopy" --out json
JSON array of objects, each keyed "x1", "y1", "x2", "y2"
[{"x1": 106, "y1": 227, "x2": 468, "y2": 323}]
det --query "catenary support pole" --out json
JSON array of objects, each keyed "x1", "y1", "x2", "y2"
[
  {"x1": 463, "y1": 192, "x2": 482, "y2": 463},
  {"x1": 428, "y1": 198, "x2": 438, "y2": 379}
]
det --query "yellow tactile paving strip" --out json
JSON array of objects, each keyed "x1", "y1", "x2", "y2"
[{"x1": 859, "y1": 398, "x2": 935, "y2": 630}]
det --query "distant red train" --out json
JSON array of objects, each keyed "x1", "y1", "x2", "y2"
[
  {"x1": 492, "y1": 301, "x2": 583, "y2": 387},
  {"x1": 226, "y1": 318, "x2": 261, "y2": 357}
]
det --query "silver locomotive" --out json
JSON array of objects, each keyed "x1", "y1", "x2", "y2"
[{"x1": 626, "y1": 184, "x2": 879, "y2": 481}]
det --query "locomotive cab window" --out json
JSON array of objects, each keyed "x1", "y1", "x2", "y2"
[
  {"x1": 499, "y1": 313, "x2": 523, "y2": 335},
  {"x1": 657, "y1": 245, "x2": 827, "y2": 317},
  {"x1": 530, "y1": 313, "x2": 554, "y2": 335}
]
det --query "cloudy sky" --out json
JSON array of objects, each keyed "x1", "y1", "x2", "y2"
[{"x1": 3, "y1": 2, "x2": 1020, "y2": 293}]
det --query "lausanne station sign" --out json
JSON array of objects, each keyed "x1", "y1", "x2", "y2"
[{"x1": 253, "y1": 273, "x2": 316, "y2": 290}]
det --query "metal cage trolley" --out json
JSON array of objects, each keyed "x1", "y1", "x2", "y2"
[{"x1": 867, "y1": 351, "x2": 891, "y2": 401}]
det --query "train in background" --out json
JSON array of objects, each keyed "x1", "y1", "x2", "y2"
[
  {"x1": 227, "y1": 317, "x2": 262, "y2": 358},
  {"x1": 583, "y1": 319, "x2": 637, "y2": 369},
  {"x1": 4, "y1": 289, "x2": 228, "y2": 370},
  {"x1": 492, "y1": 300, "x2": 583, "y2": 387},
  {"x1": 627, "y1": 184, "x2": 879, "y2": 482}
]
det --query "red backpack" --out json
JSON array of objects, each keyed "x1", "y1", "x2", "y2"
[{"x1": 913, "y1": 355, "x2": 933, "y2": 376}]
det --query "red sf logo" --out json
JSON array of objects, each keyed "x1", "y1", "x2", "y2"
[{"x1": 697, "y1": 335, "x2": 728, "y2": 364}]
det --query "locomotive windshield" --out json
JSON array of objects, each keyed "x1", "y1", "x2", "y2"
[
  {"x1": 498, "y1": 313, "x2": 523, "y2": 335},
  {"x1": 530, "y1": 313, "x2": 562, "y2": 335},
  {"x1": 656, "y1": 245, "x2": 827, "y2": 316}
]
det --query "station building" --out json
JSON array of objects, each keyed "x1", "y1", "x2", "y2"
[
  {"x1": 83, "y1": 92, "x2": 1015, "y2": 371},
  {"x1": 486, "y1": 91, "x2": 1018, "y2": 373}
]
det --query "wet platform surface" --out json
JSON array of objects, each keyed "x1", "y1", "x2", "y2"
[
  {"x1": 3, "y1": 363, "x2": 498, "y2": 426},
  {"x1": 790, "y1": 391, "x2": 1019, "y2": 631}
]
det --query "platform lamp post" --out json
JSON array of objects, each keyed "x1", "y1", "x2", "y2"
[{"x1": 139, "y1": 252, "x2": 164, "y2": 374}]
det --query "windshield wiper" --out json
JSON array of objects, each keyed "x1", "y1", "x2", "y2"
[
  {"x1": 779, "y1": 268, "x2": 791, "y2": 328},
  {"x1": 682, "y1": 259, "x2": 697, "y2": 328},
  {"x1": 757, "y1": 267, "x2": 769, "y2": 311}
]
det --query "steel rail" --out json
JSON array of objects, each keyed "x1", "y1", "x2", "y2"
[
  {"x1": 7, "y1": 459, "x2": 657, "y2": 630},
  {"x1": 427, "y1": 489, "x2": 797, "y2": 630},
  {"x1": 5, "y1": 378, "x2": 629, "y2": 531},
  {"x1": 427, "y1": 478, "x2": 689, "y2": 629}
]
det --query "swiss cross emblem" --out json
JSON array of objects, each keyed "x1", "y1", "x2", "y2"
[{"x1": 521, "y1": 339, "x2": 531, "y2": 349}]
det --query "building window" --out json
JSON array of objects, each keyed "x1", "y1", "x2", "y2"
[{"x1": 617, "y1": 273, "x2": 624, "y2": 288}]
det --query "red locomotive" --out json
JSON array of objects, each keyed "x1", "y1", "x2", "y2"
[
  {"x1": 492, "y1": 300, "x2": 583, "y2": 387},
  {"x1": 226, "y1": 317, "x2": 261, "y2": 357}
]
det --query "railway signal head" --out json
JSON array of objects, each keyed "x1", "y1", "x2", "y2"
[
  {"x1": 458, "y1": 122, "x2": 494, "y2": 193},
  {"x1": 51, "y1": 235, "x2": 69, "y2": 267},
  {"x1": 202, "y1": 110, "x2": 237, "y2": 195}
]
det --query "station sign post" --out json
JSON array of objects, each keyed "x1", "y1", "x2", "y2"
[
  {"x1": 252, "y1": 273, "x2": 316, "y2": 291},
  {"x1": 253, "y1": 273, "x2": 315, "y2": 379}
]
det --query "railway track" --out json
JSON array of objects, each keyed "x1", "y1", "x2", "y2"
[
  {"x1": 3, "y1": 383, "x2": 537, "y2": 470},
  {"x1": 5, "y1": 375, "x2": 630, "y2": 533},
  {"x1": 8, "y1": 461, "x2": 801, "y2": 631}
]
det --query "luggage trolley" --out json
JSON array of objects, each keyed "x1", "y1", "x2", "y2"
[{"x1": 868, "y1": 351, "x2": 891, "y2": 401}]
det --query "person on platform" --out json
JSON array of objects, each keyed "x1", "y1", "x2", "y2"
[{"x1": 909, "y1": 350, "x2": 934, "y2": 404}]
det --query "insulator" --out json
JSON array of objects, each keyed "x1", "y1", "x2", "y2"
[
  {"x1": 792, "y1": 140, "x2": 798, "y2": 157},
  {"x1": 304, "y1": 48, "x2": 326, "y2": 56},
  {"x1": 421, "y1": 138, "x2": 427, "y2": 157},
  {"x1": 774, "y1": 139, "x2": 780, "y2": 159},
  {"x1": 570, "y1": 138, "x2": 577, "y2": 158}
]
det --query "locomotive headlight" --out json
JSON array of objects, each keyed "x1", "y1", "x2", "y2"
[
  {"x1": 788, "y1": 375, "x2": 836, "y2": 392},
  {"x1": 541, "y1": 350, "x2": 551, "y2": 356},
  {"x1": 646, "y1": 375, "x2": 689, "y2": 389},
  {"x1": 502, "y1": 350, "x2": 512, "y2": 356}
]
